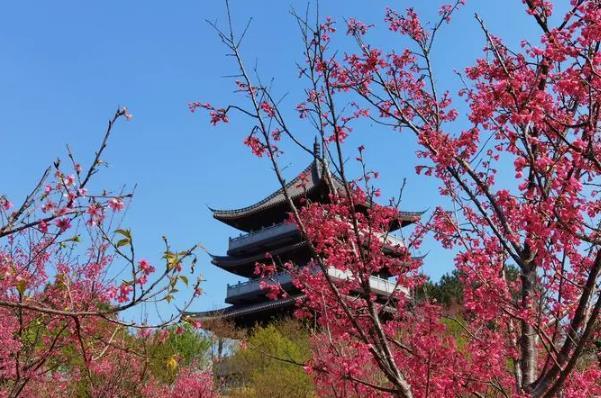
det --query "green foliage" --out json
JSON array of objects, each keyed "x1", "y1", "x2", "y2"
[
  {"x1": 147, "y1": 324, "x2": 211, "y2": 384},
  {"x1": 226, "y1": 319, "x2": 315, "y2": 398},
  {"x1": 431, "y1": 270, "x2": 464, "y2": 307},
  {"x1": 416, "y1": 269, "x2": 463, "y2": 307},
  {"x1": 440, "y1": 316, "x2": 468, "y2": 352}
]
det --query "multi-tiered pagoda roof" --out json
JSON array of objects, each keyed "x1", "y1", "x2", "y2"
[{"x1": 187, "y1": 143, "x2": 423, "y2": 327}]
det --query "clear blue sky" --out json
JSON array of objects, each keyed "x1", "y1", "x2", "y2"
[{"x1": 0, "y1": 1, "x2": 568, "y2": 318}]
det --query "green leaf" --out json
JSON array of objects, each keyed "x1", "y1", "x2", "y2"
[
  {"x1": 167, "y1": 256, "x2": 180, "y2": 271},
  {"x1": 115, "y1": 229, "x2": 131, "y2": 240},
  {"x1": 116, "y1": 238, "x2": 130, "y2": 248},
  {"x1": 163, "y1": 251, "x2": 175, "y2": 260},
  {"x1": 179, "y1": 275, "x2": 189, "y2": 287}
]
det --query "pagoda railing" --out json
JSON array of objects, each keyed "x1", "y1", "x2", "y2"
[
  {"x1": 325, "y1": 267, "x2": 409, "y2": 296},
  {"x1": 226, "y1": 271, "x2": 293, "y2": 301},
  {"x1": 370, "y1": 274, "x2": 409, "y2": 296},
  {"x1": 228, "y1": 222, "x2": 298, "y2": 252},
  {"x1": 226, "y1": 268, "x2": 407, "y2": 303},
  {"x1": 228, "y1": 221, "x2": 405, "y2": 255},
  {"x1": 381, "y1": 233, "x2": 404, "y2": 247}
]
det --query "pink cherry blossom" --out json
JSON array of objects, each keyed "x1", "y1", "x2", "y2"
[{"x1": 108, "y1": 198, "x2": 125, "y2": 212}]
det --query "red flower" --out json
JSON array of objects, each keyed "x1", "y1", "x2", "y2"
[
  {"x1": 55, "y1": 218, "x2": 71, "y2": 232},
  {"x1": 138, "y1": 259, "x2": 155, "y2": 274}
]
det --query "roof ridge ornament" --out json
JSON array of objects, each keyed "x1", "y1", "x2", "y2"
[{"x1": 313, "y1": 136, "x2": 321, "y2": 159}]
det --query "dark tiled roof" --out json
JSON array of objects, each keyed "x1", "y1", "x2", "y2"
[
  {"x1": 395, "y1": 210, "x2": 426, "y2": 222},
  {"x1": 210, "y1": 160, "x2": 329, "y2": 219},
  {"x1": 211, "y1": 241, "x2": 308, "y2": 267},
  {"x1": 210, "y1": 157, "x2": 422, "y2": 229},
  {"x1": 211, "y1": 241, "x2": 310, "y2": 278},
  {"x1": 185, "y1": 294, "x2": 303, "y2": 322}
]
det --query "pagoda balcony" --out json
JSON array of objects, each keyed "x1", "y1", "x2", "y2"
[
  {"x1": 381, "y1": 233, "x2": 404, "y2": 248},
  {"x1": 325, "y1": 267, "x2": 409, "y2": 297},
  {"x1": 227, "y1": 220, "x2": 406, "y2": 256},
  {"x1": 226, "y1": 271, "x2": 294, "y2": 304},
  {"x1": 227, "y1": 222, "x2": 300, "y2": 256},
  {"x1": 225, "y1": 268, "x2": 407, "y2": 305}
]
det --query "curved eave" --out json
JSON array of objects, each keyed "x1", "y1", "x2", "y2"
[
  {"x1": 211, "y1": 241, "x2": 310, "y2": 277},
  {"x1": 209, "y1": 162, "x2": 322, "y2": 227},
  {"x1": 209, "y1": 154, "x2": 423, "y2": 232},
  {"x1": 184, "y1": 294, "x2": 303, "y2": 324},
  {"x1": 390, "y1": 210, "x2": 425, "y2": 230},
  {"x1": 399, "y1": 210, "x2": 426, "y2": 219},
  {"x1": 211, "y1": 187, "x2": 321, "y2": 232}
]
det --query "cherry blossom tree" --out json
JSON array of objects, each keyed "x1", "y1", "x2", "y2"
[
  {"x1": 0, "y1": 108, "x2": 214, "y2": 397},
  {"x1": 197, "y1": 1, "x2": 601, "y2": 396}
]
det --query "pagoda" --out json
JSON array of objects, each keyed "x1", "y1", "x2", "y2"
[{"x1": 187, "y1": 141, "x2": 422, "y2": 327}]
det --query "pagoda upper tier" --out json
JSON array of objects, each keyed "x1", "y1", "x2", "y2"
[{"x1": 210, "y1": 157, "x2": 423, "y2": 232}]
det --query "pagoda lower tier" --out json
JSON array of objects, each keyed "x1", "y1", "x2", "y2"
[
  {"x1": 187, "y1": 267, "x2": 407, "y2": 328},
  {"x1": 192, "y1": 295, "x2": 302, "y2": 328}
]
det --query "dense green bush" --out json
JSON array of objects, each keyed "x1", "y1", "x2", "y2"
[{"x1": 224, "y1": 319, "x2": 315, "y2": 398}]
